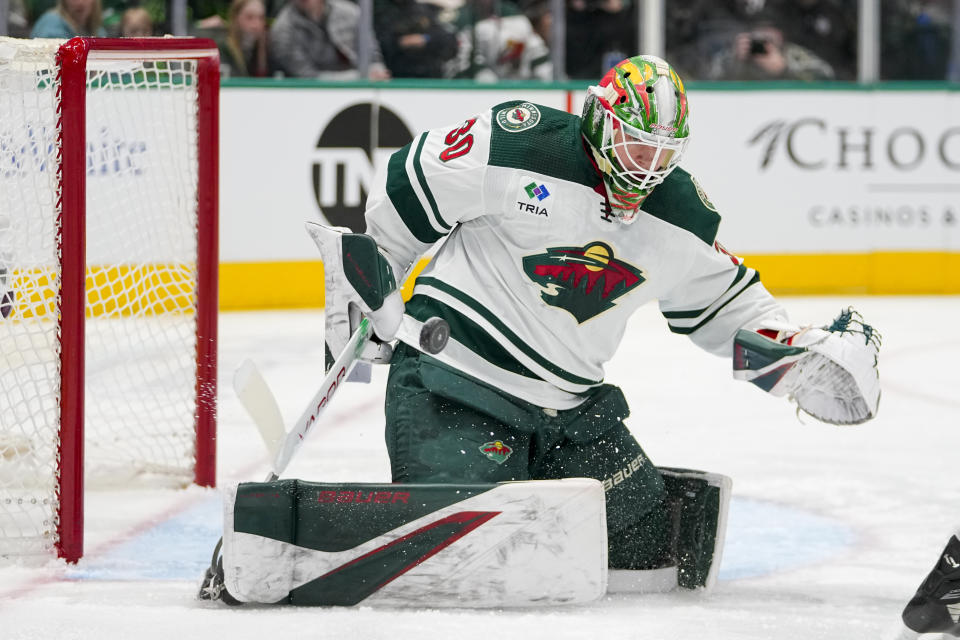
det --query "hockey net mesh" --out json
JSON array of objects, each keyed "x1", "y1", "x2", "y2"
[{"x1": 0, "y1": 38, "x2": 203, "y2": 557}]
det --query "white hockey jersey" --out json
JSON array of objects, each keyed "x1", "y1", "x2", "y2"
[{"x1": 365, "y1": 100, "x2": 786, "y2": 410}]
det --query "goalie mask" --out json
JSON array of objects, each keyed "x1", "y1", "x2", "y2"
[{"x1": 581, "y1": 55, "x2": 690, "y2": 221}]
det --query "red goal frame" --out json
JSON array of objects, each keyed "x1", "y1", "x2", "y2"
[{"x1": 54, "y1": 38, "x2": 219, "y2": 563}]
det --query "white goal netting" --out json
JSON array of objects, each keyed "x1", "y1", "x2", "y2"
[{"x1": 0, "y1": 38, "x2": 212, "y2": 558}]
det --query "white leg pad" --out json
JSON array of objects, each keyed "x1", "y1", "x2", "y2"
[
  {"x1": 222, "y1": 478, "x2": 608, "y2": 607},
  {"x1": 607, "y1": 567, "x2": 679, "y2": 594}
]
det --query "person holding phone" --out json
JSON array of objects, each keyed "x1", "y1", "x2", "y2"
[{"x1": 707, "y1": 23, "x2": 836, "y2": 81}]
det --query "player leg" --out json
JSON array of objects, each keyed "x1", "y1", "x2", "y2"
[
  {"x1": 901, "y1": 528, "x2": 960, "y2": 637},
  {"x1": 385, "y1": 349, "x2": 731, "y2": 591},
  {"x1": 534, "y1": 420, "x2": 668, "y2": 563},
  {"x1": 536, "y1": 407, "x2": 731, "y2": 591},
  {"x1": 384, "y1": 342, "x2": 534, "y2": 484}
]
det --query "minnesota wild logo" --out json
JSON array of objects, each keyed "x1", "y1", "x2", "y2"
[
  {"x1": 690, "y1": 175, "x2": 717, "y2": 212},
  {"x1": 479, "y1": 440, "x2": 513, "y2": 465},
  {"x1": 522, "y1": 242, "x2": 645, "y2": 323},
  {"x1": 496, "y1": 103, "x2": 541, "y2": 133}
]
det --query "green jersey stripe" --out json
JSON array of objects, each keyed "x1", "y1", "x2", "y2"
[
  {"x1": 406, "y1": 295, "x2": 543, "y2": 380},
  {"x1": 386, "y1": 142, "x2": 445, "y2": 244},
  {"x1": 416, "y1": 277, "x2": 601, "y2": 386},
  {"x1": 411, "y1": 133, "x2": 451, "y2": 231},
  {"x1": 662, "y1": 264, "x2": 749, "y2": 319},
  {"x1": 667, "y1": 271, "x2": 762, "y2": 335}
]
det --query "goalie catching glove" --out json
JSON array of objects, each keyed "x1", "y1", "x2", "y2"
[
  {"x1": 733, "y1": 308, "x2": 881, "y2": 425},
  {"x1": 306, "y1": 222, "x2": 404, "y2": 367}
]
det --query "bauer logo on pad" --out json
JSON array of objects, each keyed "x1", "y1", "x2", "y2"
[{"x1": 479, "y1": 440, "x2": 513, "y2": 465}]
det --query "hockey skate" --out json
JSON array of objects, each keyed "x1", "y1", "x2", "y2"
[
  {"x1": 901, "y1": 533, "x2": 960, "y2": 637},
  {"x1": 197, "y1": 538, "x2": 242, "y2": 606}
]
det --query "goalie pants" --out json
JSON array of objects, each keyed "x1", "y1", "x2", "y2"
[{"x1": 385, "y1": 343, "x2": 675, "y2": 570}]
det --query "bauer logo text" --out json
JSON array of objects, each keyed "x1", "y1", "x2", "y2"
[
  {"x1": 317, "y1": 490, "x2": 410, "y2": 504},
  {"x1": 601, "y1": 454, "x2": 646, "y2": 492}
]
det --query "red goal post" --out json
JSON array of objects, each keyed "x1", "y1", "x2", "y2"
[{"x1": 0, "y1": 37, "x2": 219, "y2": 563}]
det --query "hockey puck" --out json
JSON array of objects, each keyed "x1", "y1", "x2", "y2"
[{"x1": 419, "y1": 317, "x2": 450, "y2": 355}]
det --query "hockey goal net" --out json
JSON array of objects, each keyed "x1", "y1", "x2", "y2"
[{"x1": 0, "y1": 37, "x2": 219, "y2": 563}]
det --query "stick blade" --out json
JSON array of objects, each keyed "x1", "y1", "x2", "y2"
[{"x1": 233, "y1": 359, "x2": 285, "y2": 460}]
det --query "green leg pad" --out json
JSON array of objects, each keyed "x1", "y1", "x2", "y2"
[
  {"x1": 660, "y1": 467, "x2": 732, "y2": 590},
  {"x1": 606, "y1": 467, "x2": 732, "y2": 590}
]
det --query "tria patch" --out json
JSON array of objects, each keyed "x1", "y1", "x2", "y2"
[
  {"x1": 523, "y1": 242, "x2": 645, "y2": 323},
  {"x1": 479, "y1": 440, "x2": 513, "y2": 465},
  {"x1": 524, "y1": 181, "x2": 550, "y2": 201},
  {"x1": 516, "y1": 201, "x2": 549, "y2": 217},
  {"x1": 516, "y1": 179, "x2": 551, "y2": 216},
  {"x1": 496, "y1": 103, "x2": 541, "y2": 133}
]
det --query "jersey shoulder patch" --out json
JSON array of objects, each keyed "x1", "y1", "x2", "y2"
[
  {"x1": 488, "y1": 100, "x2": 599, "y2": 188},
  {"x1": 639, "y1": 168, "x2": 721, "y2": 245},
  {"x1": 494, "y1": 102, "x2": 543, "y2": 133}
]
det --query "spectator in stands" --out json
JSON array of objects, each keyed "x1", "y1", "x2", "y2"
[
  {"x1": 269, "y1": 0, "x2": 391, "y2": 80},
  {"x1": 221, "y1": 0, "x2": 270, "y2": 77},
  {"x1": 523, "y1": 0, "x2": 552, "y2": 50},
  {"x1": 5, "y1": 0, "x2": 32, "y2": 37},
  {"x1": 30, "y1": 0, "x2": 107, "y2": 37},
  {"x1": 190, "y1": 0, "x2": 227, "y2": 26},
  {"x1": 773, "y1": 0, "x2": 857, "y2": 81},
  {"x1": 881, "y1": 0, "x2": 953, "y2": 79},
  {"x1": 120, "y1": 6, "x2": 153, "y2": 36},
  {"x1": 449, "y1": 0, "x2": 552, "y2": 81},
  {"x1": 665, "y1": 0, "x2": 766, "y2": 80},
  {"x1": 373, "y1": 0, "x2": 458, "y2": 78},
  {"x1": 565, "y1": 0, "x2": 636, "y2": 79},
  {"x1": 706, "y1": 20, "x2": 836, "y2": 81}
]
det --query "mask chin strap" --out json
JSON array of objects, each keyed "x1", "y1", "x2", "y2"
[
  {"x1": 587, "y1": 136, "x2": 650, "y2": 222},
  {"x1": 603, "y1": 176, "x2": 649, "y2": 223}
]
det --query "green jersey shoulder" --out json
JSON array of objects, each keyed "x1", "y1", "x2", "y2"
[
  {"x1": 487, "y1": 100, "x2": 599, "y2": 189},
  {"x1": 640, "y1": 168, "x2": 721, "y2": 245}
]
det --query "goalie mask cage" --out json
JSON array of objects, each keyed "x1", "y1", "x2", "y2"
[{"x1": 0, "y1": 37, "x2": 219, "y2": 563}]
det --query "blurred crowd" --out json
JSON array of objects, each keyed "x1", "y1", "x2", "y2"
[{"x1": 4, "y1": 0, "x2": 958, "y2": 81}]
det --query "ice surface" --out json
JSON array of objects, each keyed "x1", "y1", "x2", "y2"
[{"x1": 1, "y1": 296, "x2": 957, "y2": 640}]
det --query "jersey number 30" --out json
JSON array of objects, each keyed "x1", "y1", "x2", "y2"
[{"x1": 440, "y1": 118, "x2": 477, "y2": 162}]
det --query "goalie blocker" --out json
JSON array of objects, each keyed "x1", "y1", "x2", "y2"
[{"x1": 202, "y1": 468, "x2": 731, "y2": 607}]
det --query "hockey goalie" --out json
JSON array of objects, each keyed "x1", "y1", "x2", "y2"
[{"x1": 201, "y1": 54, "x2": 881, "y2": 607}]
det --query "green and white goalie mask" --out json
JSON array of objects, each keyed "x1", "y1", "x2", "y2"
[{"x1": 581, "y1": 55, "x2": 690, "y2": 221}]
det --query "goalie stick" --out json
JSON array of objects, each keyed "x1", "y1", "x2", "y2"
[
  {"x1": 200, "y1": 315, "x2": 450, "y2": 603},
  {"x1": 233, "y1": 315, "x2": 450, "y2": 480}
]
